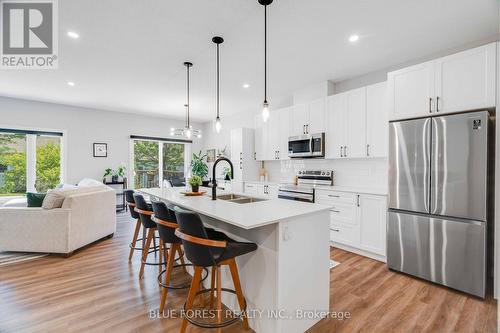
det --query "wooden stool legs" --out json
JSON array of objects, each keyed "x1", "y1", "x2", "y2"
[
  {"x1": 128, "y1": 218, "x2": 142, "y2": 261},
  {"x1": 180, "y1": 259, "x2": 249, "y2": 333},
  {"x1": 139, "y1": 228, "x2": 156, "y2": 279},
  {"x1": 159, "y1": 243, "x2": 181, "y2": 313}
]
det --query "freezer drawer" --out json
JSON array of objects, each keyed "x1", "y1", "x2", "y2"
[
  {"x1": 388, "y1": 118, "x2": 431, "y2": 213},
  {"x1": 387, "y1": 210, "x2": 486, "y2": 297},
  {"x1": 431, "y1": 111, "x2": 488, "y2": 221}
]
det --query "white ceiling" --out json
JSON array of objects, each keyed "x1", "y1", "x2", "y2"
[{"x1": 0, "y1": 0, "x2": 498, "y2": 122}]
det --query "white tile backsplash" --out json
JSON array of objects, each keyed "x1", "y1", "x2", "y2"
[{"x1": 264, "y1": 158, "x2": 388, "y2": 189}]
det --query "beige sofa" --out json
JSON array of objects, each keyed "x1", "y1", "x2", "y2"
[{"x1": 0, "y1": 181, "x2": 116, "y2": 256}]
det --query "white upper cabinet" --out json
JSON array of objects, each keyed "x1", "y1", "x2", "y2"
[
  {"x1": 366, "y1": 82, "x2": 388, "y2": 157},
  {"x1": 290, "y1": 98, "x2": 327, "y2": 136},
  {"x1": 307, "y1": 98, "x2": 327, "y2": 134},
  {"x1": 255, "y1": 107, "x2": 292, "y2": 161},
  {"x1": 435, "y1": 43, "x2": 496, "y2": 114},
  {"x1": 345, "y1": 88, "x2": 366, "y2": 158},
  {"x1": 388, "y1": 61, "x2": 435, "y2": 120},
  {"x1": 278, "y1": 107, "x2": 291, "y2": 160},
  {"x1": 326, "y1": 93, "x2": 347, "y2": 159},
  {"x1": 388, "y1": 43, "x2": 496, "y2": 120},
  {"x1": 291, "y1": 104, "x2": 308, "y2": 136}
]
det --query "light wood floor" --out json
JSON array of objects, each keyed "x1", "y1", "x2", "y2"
[{"x1": 0, "y1": 213, "x2": 496, "y2": 333}]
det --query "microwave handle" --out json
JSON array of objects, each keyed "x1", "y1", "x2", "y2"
[{"x1": 310, "y1": 137, "x2": 314, "y2": 154}]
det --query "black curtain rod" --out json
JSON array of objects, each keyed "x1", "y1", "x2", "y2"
[
  {"x1": 0, "y1": 128, "x2": 63, "y2": 136},
  {"x1": 130, "y1": 135, "x2": 192, "y2": 144}
]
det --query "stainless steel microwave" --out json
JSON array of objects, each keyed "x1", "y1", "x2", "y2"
[{"x1": 288, "y1": 133, "x2": 325, "y2": 158}]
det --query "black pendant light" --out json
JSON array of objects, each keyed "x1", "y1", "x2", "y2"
[
  {"x1": 259, "y1": 0, "x2": 273, "y2": 122},
  {"x1": 170, "y1": 62, "x2": 201, "y2": 139},
  {"x1": 212, "y1": 36, "x2": 224, "y2": 133}
]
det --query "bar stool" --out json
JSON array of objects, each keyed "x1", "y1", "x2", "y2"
[
  {"x1": 124, "y1": 190, "x2": 147, "y2": 261},
  {"x1": 151, "y1": 201, "x2": 210, "y2": 313},
  {"x1": 133, "y1": 193, "x2": 163, "y2": 279},
  {"x1": 174, "y1": 207, "x2": 257, "y2": 333}
]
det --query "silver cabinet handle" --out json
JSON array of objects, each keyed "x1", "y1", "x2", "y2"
[
  {"x1": 339, "y1": 146, "x2": 342, "y2": 157},
  {"x1": 357, "y1": 194, "x2": 360, "y2": 207},
  {"x1": 328, "y1": 194, "x2": 340, "y2": 198},
  {"x1": 330, "y1": 209, "x2": 340, "y2": 213},
  {"x1": 254, "y1": 152, "x2": 256, "y2": 160},
  {"x1": 429, "y1": 97, "x2": 432, "y2": 113},
  {"x1": 306, "y1": 124, "x2": 309, "y2": 134},
  {"x1": 331, "y1": 229, "x2": 340, "y2": 232},
  {"x1": 240, "y1": 152, "x2": 242, "y2": 159},
  {"x1": 436, "y1": 96, "x2": 439, "y2": 112},
  {"x1": 343, "y1": 146, "x2": 347, "y2": 157},
  {"x1": 303, "y1": 125, "x2": 305, "y2": 134},
  {"x1": 366, "y1": 144, "x2": 370, "y2": 157},
  {"x1": 277, "y1": 150, "x2": 280, "y2": 159}
]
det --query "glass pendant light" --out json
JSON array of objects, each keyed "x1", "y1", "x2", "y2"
[
  {"x1": 259, "y1": 0, "x2": 273, "y2": 122},
  {"x1": 213, "y1": 36, "x2": 224, "y2": 133},
  {"x1": 170, "y1": 62, "x2": 202, "y2": 139}
]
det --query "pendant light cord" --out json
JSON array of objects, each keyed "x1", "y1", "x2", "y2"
[
  {"x1": 186, "y1": 65, "x2": 190, "y2": 127},
  {"x1": 264, "y1": 4, "x2": 267, "y2": 103},
  {"x1": 216, "y1": 43, "x2": 220, "y2": 119}
]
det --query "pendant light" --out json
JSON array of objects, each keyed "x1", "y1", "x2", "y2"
[
  {"x1": 170, "y1": 62, "x2": 202, "y2": 139},
  {"x1": 213, "y1": 36, "x2": 224, "y2": 133},
  {"x1": 259, "y1": 0, "x2": 273, "y2": 122}
]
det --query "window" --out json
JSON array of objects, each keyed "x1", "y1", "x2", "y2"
[
  {"x1": 131, "y1": 137, "x2": 190, "y2": 189},
  {"x1": 0, "y1": 129, "x2": 63, "y2": 196}
]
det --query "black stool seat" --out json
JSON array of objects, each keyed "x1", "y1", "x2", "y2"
[
  {"x1": 174, "y1": 207, "x2": 257, "y2": 332},
  {"x1": 211, "y1": 241, "x2": 258, "y2": 264}
]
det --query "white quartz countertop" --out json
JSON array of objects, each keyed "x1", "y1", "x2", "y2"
[
  {"x1": 138, "y1": 187, "x2": 330, "y2": 230},
  {"x1": 315, "y1": 185, "x2": 387, "y2": 196}
]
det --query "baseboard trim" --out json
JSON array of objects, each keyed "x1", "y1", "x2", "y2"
[{"x1": 330, "y1": 242, "x2": 386, "y2": 263}]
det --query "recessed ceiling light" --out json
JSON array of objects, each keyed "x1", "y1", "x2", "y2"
[
  {"x1": 67, "y1": 31, "x2": 79, "y2": 39},
  {"x1": 67, "y1": 81, "x2": 75, "y2": 87},
  {"x1": 349, "y1": 34, "x2": 359, "y2": 43},
  {"x1": 243, "y1": 83, "x2": 250, "y2": 89}
]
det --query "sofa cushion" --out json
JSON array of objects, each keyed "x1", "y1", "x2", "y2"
[
  {"x1": 2, "y1": 197, "x2": 27, "y2": 207},
  {"x1": 42, "y1": 191, "x2": 66, "y2": 209},
  {"x1": 27, "y1": 192, "x2": 47, "y2": 207},
  {"x1": 78, "y1": 178, "x2": 106, "y2": 188}
]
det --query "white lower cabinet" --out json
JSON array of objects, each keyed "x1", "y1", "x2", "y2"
[
  {"x1": 244, "y1": 182, "x2": 278, "y2": 198},
  {"x1": 316, "y1": 189, "x2": 387, "y2": 261}
]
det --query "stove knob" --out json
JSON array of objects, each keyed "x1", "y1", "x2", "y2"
[{"x1": 321, "y1": 171, "x2": 325, "y2": 175}]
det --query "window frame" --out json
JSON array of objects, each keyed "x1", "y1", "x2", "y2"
[
  {"x1": 0, "y1": 125, "x2": 67, "y2": 197},
  {"x1": 129, "y1": 137, "x2": 191, "y2": 189}
]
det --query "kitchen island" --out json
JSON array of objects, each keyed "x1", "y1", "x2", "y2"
[{"x1": 139, "y1": 187, "x2": 331, "y2": 333}]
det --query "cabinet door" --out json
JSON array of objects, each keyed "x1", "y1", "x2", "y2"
[
  {"x1": 366, "y1": 82, "x2": 388, "y2": 157},
  {"x1": 307, "y1": 98, "x2": 326, "y2": 133},
  {"x1": 291, "y1": 104, "x2": 308, "y2": 136},
  {"x1": 345, "y1": 88, "x2": 366, "y2": 158},
  {"x1": 358, "y1": 194, "x2": 387, "y2": 256},
  {"x1": 278, "y1": 107, "x2": 291, "y2": 159},
  {"x1": 267, "y1": 112, "x2": 280, "y2": 160},
  {"x1": 254, "y1": 115, "x2": 269, "y2": 161},
  {"x1": 326, "y1": 94, "x2": 346, "y2": 159},
  {"x1": 435, "y1": 43, "x2": 496, "y2": 114},
  {"x1": 388, "y1": 61, "x2": 435, "y2": 120},
  {"x1": 244, "y1": 183, "x2": 260, "y2": 196}
]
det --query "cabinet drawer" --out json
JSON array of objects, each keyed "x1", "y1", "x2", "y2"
[
  {"x1": 316, "y1": 190, "x2": 357, "y2": 205},
  {"x1": 330, "y1": 223, "x2": 359, "y2": 246},
  {"x1": 329, "y1": 203, "x2": 357, "y2": 226}
]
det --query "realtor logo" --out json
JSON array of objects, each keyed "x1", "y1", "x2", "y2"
[{"x1": 0, "y1": 0, "x2": 58, "y2": 69}]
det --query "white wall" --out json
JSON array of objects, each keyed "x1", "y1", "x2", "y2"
[{"x1": 0, "y1": 96, "x2": 203, "y2": 185}]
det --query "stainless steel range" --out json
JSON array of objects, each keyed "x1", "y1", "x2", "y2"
[{"x1": 278, "y1": 170, "x2": 333, "y2": 203}]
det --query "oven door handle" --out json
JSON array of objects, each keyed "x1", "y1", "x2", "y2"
[{"x1": 278, "y1": 192, "x2": 314, "y2": 202}]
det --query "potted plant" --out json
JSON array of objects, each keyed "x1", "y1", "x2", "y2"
[
  {"x1": 103, "y1": 168, "x2": 113, "y2": 183},
  {"x1": 116, "y1": 165, "x2": 127, "y2": 182},
  {"x1": 191, "y1": 151, "x2": 209, "y2": 186},
  {"x1": 223, "y1": 167, "x2": 232, "y2": 181},
  {"x1": 188, "y1": 175, "x2": 202, "y2": 193}
]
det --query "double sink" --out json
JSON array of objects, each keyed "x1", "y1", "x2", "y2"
[{"x1": 216, "y1": 193, "x2": 267, "y2": 204}]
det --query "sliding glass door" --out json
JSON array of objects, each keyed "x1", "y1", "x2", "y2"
[
  {"x1": 131, "y1": 138, "x2": 190, "y2": 189},
  {"x1": 35, "y1": 135, "x2": 61, "y2": 192}
]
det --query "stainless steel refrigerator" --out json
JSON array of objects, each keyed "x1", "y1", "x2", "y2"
[{"x1": 387, "y1": 110, "x2": 493, "y2": 298}]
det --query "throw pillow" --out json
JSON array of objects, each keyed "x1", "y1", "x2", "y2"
[
  {"x1": 42, "y1": 191, "x2": 65, "y2": 209},
  {"x1": 26, "y1": 192, "x2": 46, "y2": 207}
]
